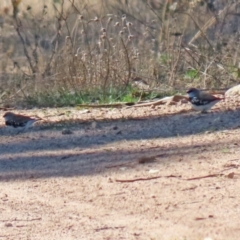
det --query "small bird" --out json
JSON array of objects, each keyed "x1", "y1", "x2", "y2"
[
  {"x1": 3, "y1": 112, "x2": 42, "y2": 132},
  {"x1": 186, "y1": 88, "x2": 224, "y2": 113}
]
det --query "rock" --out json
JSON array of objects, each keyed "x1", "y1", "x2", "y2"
[
  {"x1": 91, "y1": 121, "x2": 97, "y2": 129},
  {"x1": 227, "y1": 172, "x2": 234, "y2": 179},
  {"x1": 225, "y1": 85, "x2": 240, "y2": 97},
  {"x1": 5, "y1": 223, "x2": 13, "y2": 227},
  {"x1": 62, "y1": 129, "x2": 73, "y2": 135}
]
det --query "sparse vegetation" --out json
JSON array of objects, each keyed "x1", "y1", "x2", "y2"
[{"x1": 0, "y1": 0, "x2": 239, "y2": 107}]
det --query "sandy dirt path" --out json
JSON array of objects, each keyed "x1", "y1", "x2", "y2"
[{"x1": 1, "y1": 101, "x2": 240, "y2": 240}]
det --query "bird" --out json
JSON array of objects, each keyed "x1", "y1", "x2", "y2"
[
  {"x1": 3, "y1": 112, "x2": 42, "y2": 132},
  {"x1": 186, "y1": 88, "x2": 224, "y2": 113}
]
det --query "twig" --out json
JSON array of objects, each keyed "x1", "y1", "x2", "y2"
[
  {"x1": 221, "y1": 165, "x2": 239, "y2": 172},
  {"x1": 0, "y1": 235, "x2": 18, "y2": 238},
  {"x1": 169, "y1": 36, "x2": 183, "y2": 86},
  {"x1": 188, "y1": 2, "x2": 238, "y2": 45},
  {"x1": 77, "y1": 103, "x2": 133, "y2": 108},
  {"x1": 115, "y1": 174, "x2": 180, "y2": 182},
  {"x1": 0, "y1": 217, "x2": 41, "y2": 222},
  {"x1": 16, "y1": 225, "x2": 27, "y2": 227},
  {"x1": 185, "y1": 173, "x2": 224, "y2": 181},
  {"x1": 42, "y1": 23, "x2": 61, "y2": 77},
  {"x1": 116, "y1": 176, "x2": 162, "y2": 182},
  {"x1": 120, "y1": 37, "x2": 131, "y2": 85},
  {"x1": 95, "y1": 226, "x2": 125, "y2": 232},
  {"x1": 126, "y1": 95, "x2": 189, "y2": 108},
  {"x1": 14, "y1": 19, "x2": 35, "y2": 74},
  {"x1": 105, "y1": 163, "x2": 133, "y2": 169},
  {"x1": 194, "y1": 217, "x2": 206, "y2": 221}
]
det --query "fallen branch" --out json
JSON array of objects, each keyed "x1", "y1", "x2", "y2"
[
  {"x1": 127, "y1": 95, "x2": 189, "y2": 108},
  {"x1": 126, "y1": 98, "x2": 167, "y2": 108},
  {"x1": 77, "y1": 102, "x2": 134, "y2": 108}
]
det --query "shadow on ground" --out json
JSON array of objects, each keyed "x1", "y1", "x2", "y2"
[{"x1": 0, "y1": 108, "x2": 240, "y2": 181}]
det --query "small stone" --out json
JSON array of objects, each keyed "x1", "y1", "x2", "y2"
[
  {"x1": 91, "y1": 121, "x2": 97, "y2": 129},
  {"x1": 225, "y1": 84, "x2": 240, "y2": 97},
  {"x1": 5, "y1": 223, "x2": 13, "y2": 227},
  {"x1": 62, "y1": 129, "x2": 73, "y2": 135},
  {"x1": 227, "y1": 172, "x2": 234, "y2": 179}
]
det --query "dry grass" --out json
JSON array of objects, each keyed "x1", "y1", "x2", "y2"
[{"x1": 0, "y1": 0, "x2": 239, "y2": 107}]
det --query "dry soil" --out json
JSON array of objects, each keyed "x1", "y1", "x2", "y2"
[{"x1": 1, "y1": 99, "x2": 240, "y2": 240}]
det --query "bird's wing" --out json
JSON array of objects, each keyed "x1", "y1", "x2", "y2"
[
  {"x1": 14, "y1": 114, "x2": 36, "y2": 123},
  {"x1": 5, "y1": 120, "x2": 26, "y2": 128},
  {"x1": 199, "y1": 92, "x2": 220, "y2": 101}
]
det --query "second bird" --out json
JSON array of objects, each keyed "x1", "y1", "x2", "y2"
[{"x1": 3, "y1": 112, "x2": 42, "y2": 132}]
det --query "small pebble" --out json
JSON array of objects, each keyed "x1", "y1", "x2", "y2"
[
  {"x1": 91, "y1": 121, "x2": 97, "y2": 129},
  {"x1": 5, "y1": 223, "x2": 13, "y2": 227},
  {"x1": 62, "y1": 129, "x2": 73, "y2": 135}
]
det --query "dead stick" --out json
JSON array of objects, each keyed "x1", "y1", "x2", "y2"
[
  {"x1": 0, "y1": 217, "x2": 41, "y2": 222},
  {"x1": 115, "y1": 174, "x2": 180, "y2": 183},
  {"x1": 185, "y1": 173, "x2": 224, "y2": 181},
  {"x1": 77, "y1": 103, "x2": 134, "y2": 108},
  {"x1": 105, "y1": 163, "x2": 133, "y2": 169},
  {"x1": 116, "y1": 176, "x2": 162, "y2": 182}
]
